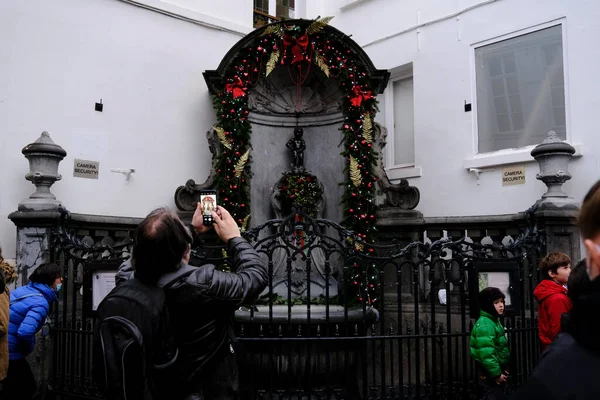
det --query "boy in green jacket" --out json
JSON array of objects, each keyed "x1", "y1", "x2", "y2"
[{"x1": 470, "y1": 287, "x2": 511, "y2": 400}]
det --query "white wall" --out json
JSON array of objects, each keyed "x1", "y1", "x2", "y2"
[
  {"x1": 0, "y1": 0, "x2": 244, "y2": 258},
  {"x1": 158, "y1": 0, "x2": 254, "y2": 30},
  {"x1": 327, "y1": 0, "x2": 600, "y2": 217},
  {"x1": 2, "y1": 0, "x2": 599, "y2": 257}
]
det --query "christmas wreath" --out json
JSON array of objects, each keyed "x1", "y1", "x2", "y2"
[{"x1": 277, "y1": 173, "x2": 323, "y2": 218}]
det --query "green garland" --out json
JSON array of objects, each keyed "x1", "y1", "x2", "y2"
[{"x1": 212, "y1": 17, "x2": 380, "y2": 304}]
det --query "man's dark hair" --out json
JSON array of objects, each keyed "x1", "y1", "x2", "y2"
[
  {"x1": 132, "y1": 208, "x2": 192, "y2": 284},
  {"x1": 579, "y1": 180, "x2": 600, "y2": 240},
  {"x1": 29, "y1": 263, "x2": 62, "y2": 286},
  {"x1": 567, "y1": 259, "x2": 591, "y2": 304},
  {"x1": 538, "y1": 252, "x2": 571, "y2": 280}
]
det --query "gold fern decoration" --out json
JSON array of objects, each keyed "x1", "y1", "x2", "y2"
[
  {"x1": 314, "y1": 52, "x2": 330, "y2": 78},
  {"x1": 346, "y1": 236, "x2": 364, "y2": 252},
  {"x1": 262, "y1": 24, "x2": 283, "y2": 38},
  {"x1": 355, "y1": 241, "x2": 365, "y2": 252},
  {"x1": 306, "y1": 16, "x2": 334, "y2": 36},
  {"x1": 234, "y1": 149, "x2": 250, "y2": 178},
  {"x1": 241, "y1": 215, "x2": 251, "y2": 232},
  {"x1": 215, "y1": 125, "x2": 232, "y2": 150},
  {"x1": 362, "y1": 115, "x2": 373, "y2": 144},
  {"x1": 349, "y1": 156, "x2": 362, "y2": 187},
  {"x1": 266, "y1": 50, "x2": 280, "y2": 77}
]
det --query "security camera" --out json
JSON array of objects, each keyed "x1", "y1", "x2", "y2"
[{"x1": 110, "y1": 168, "x2": 136, "y2": 181}]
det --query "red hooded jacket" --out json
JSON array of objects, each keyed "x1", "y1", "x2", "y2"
[{"x1": 534, "y1": 280, "x2": 572, "y2": 350}]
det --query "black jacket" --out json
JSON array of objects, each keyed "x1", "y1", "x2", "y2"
[
  {"x1": 514, "y1": 276, "x2": 600, "y2": 400},
  {"x1": 116, "y1": 237, "x2": 267, "y2": 394}
]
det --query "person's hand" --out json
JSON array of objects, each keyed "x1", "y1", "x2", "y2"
[
  {"x1": 584, "y1": 239, "x2": 600, "y2": 280},
  {"x1": 191, "y1": 202, "x2": 213, "y2": 235},
  {"x1": 211, "y1": 206, "x2": 241, "y2": 243},
  {"x1": 495, "y1": 374, "x2": 508, "y2": 385}
]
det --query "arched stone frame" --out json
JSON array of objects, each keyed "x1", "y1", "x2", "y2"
[{"x1": 174, "y1": 19, "x2": 420, "y2": 228}]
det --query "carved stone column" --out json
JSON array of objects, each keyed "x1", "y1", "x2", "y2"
[
  {"x1": 531, "y1": 131, "x2": 581, "y2": 262},
  {"x1": 9, "y1": 131, "x2": 67, "y2": 397}
]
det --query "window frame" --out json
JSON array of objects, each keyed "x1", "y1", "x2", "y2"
[
  {"x1": 470, "y1": 19, "x2": 571, "y2": 158},
  {"x1": 382, "y1": 63, "x2": 418, "y2": 176}
]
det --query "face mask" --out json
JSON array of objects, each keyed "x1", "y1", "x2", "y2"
[{"x1": 55, "y1": 283, "x2": 62, "y2": 292}]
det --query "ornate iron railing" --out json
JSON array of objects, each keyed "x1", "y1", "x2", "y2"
[{"x1": 46, "y1": 206, "x2": 544, "y2": 399}]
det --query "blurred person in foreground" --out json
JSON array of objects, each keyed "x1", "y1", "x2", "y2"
[{"x1": 515, "y1": 180, "x2": 600, "y2": 399}]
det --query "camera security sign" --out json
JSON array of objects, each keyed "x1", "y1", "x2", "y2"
[
  {"x1": 501, "y1": 165, "x2": 526, "y2": 186},
  {"x1": 74, "y1": 159, "x2": 99, "y2": 179}
]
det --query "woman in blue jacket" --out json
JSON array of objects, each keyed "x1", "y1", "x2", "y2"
[{"x1": 1, "y1": 262, "x2": 62, "y2": 399}]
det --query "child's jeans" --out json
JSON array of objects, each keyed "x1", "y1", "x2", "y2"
[{"x1": 478, "y1": 376, "x2": 507, "y2": 400}]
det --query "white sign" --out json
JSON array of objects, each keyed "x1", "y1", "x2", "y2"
[
  {"x1": 501, "y1": 165, "x2": 525, "y2": 186},
  {"x1": 92, "y1": 271, "x2": 116, "y2": 310},
  {"x1": 74, "y1": 159, "x2": 99, "y2": 179}
]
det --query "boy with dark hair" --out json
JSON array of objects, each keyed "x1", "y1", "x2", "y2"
[
  {"x1": 470, "y1": 287, "x2": 510, "y2": 400},
  {"x1": 533, "y1": 252, "x2": 572, "y2": 350},
  {"x1": 515, "y1": 180, "x2": 600, "y2": 399}
]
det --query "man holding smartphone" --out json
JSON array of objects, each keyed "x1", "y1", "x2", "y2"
[{"x1": 116, "y1": 203, "x2": 268, "y2": 400}]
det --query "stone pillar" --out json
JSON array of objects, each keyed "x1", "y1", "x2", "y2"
[
  {"x1": 376, "y1": 208, "x2": 424, "y2": 304},
  {"x1": 9, "y1": 132, "x2": 67, "y2": 282},
  {"x1": 531, "y1": 131, "x2": 581, "y2": 262},
  {"x1": 8, "y1": 131, "x2": 67, "y2": 398}
]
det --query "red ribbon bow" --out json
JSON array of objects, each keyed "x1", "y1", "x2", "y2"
[
  {"x1": 283, "y1": 33, "x2": 309, "y2": 64},
  {"x1": 225, "y1": 76, "x2": 246, "y2": 98},
  {"x1": 350, "y1": 86, "x2": 373, "y2": 107}
]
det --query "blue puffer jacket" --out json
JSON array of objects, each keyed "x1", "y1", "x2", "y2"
[{"x1": 8, "y1": 282, "x2": 57, "y2": 360}]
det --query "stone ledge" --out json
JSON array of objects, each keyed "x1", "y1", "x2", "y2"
[{"x1": 8, "y1": 210, "x2": 142, "y2": 230}]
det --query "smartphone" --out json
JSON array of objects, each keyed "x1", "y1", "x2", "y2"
[{"x1": 199, "y1": 190, "x2": 217, "y2": 225}]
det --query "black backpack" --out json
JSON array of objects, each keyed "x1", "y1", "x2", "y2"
[{"x1": 93, "y1": 266, "x2": 195, "y2": 400}]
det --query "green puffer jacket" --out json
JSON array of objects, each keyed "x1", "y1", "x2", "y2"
[{"x1": 470, "y1": 310, "x2": 511, "y2": 378}]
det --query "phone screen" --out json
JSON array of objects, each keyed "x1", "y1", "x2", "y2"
[{"x1": 200, "y1": 191, "x2": 217, "y2": 225}]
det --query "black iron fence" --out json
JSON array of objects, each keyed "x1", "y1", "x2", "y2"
[{"x1": 46, "y1": 207, "x2": 544, "y2": 399}]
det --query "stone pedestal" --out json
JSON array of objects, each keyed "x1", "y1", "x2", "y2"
[
  {"x1": 531, "y1": 131, "x2": 581, "y2": 261},
  {"x1": 8, "y1": 132, "x2": 67, "y2": 397},
  {"x1": 376, "y1": 207, "x2": 425, "y2": 303},
  {"x1": 534, "y1": 208, "x2": 581, "y2": 264}
]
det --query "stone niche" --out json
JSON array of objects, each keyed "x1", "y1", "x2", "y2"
[{"x1": 248, "y1": 66, "x2": 345, "y2": 224}]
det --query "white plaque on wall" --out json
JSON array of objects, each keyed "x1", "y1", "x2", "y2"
[{"x1": 92, "y1": 271, "x2": 116, "y2": 310}]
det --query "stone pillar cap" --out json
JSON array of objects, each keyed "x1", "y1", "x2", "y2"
[
  {"x1": 530, "y1": 130, "x2": 575, "y2": 158},
  {"x1": 22, "y1": 131, "x2": 67, "y2": 158}
]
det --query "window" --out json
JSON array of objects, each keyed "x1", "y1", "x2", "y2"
[
  {"x1": 391, "y1": 77, "x2": 415, "y2": 166},
  {"x1": 254, "y1": 0, "x2": 269, "y2": 14},
  {"x1": 475, "y1": 24, "x2": 566, "y2": 153},
  {"x1": 276, "y1": 0, "x2": 295, "y2": 19},
  {"x1": 376, "y1": 64, "x2": 415, "y2": 170},
  {"x1": 254, "y1": 0, "x2": 275, "y2": 28}
]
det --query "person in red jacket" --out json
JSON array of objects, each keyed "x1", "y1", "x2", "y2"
[{"x1": 534, "y1": 252, "x2": 572, "y2": 350}]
